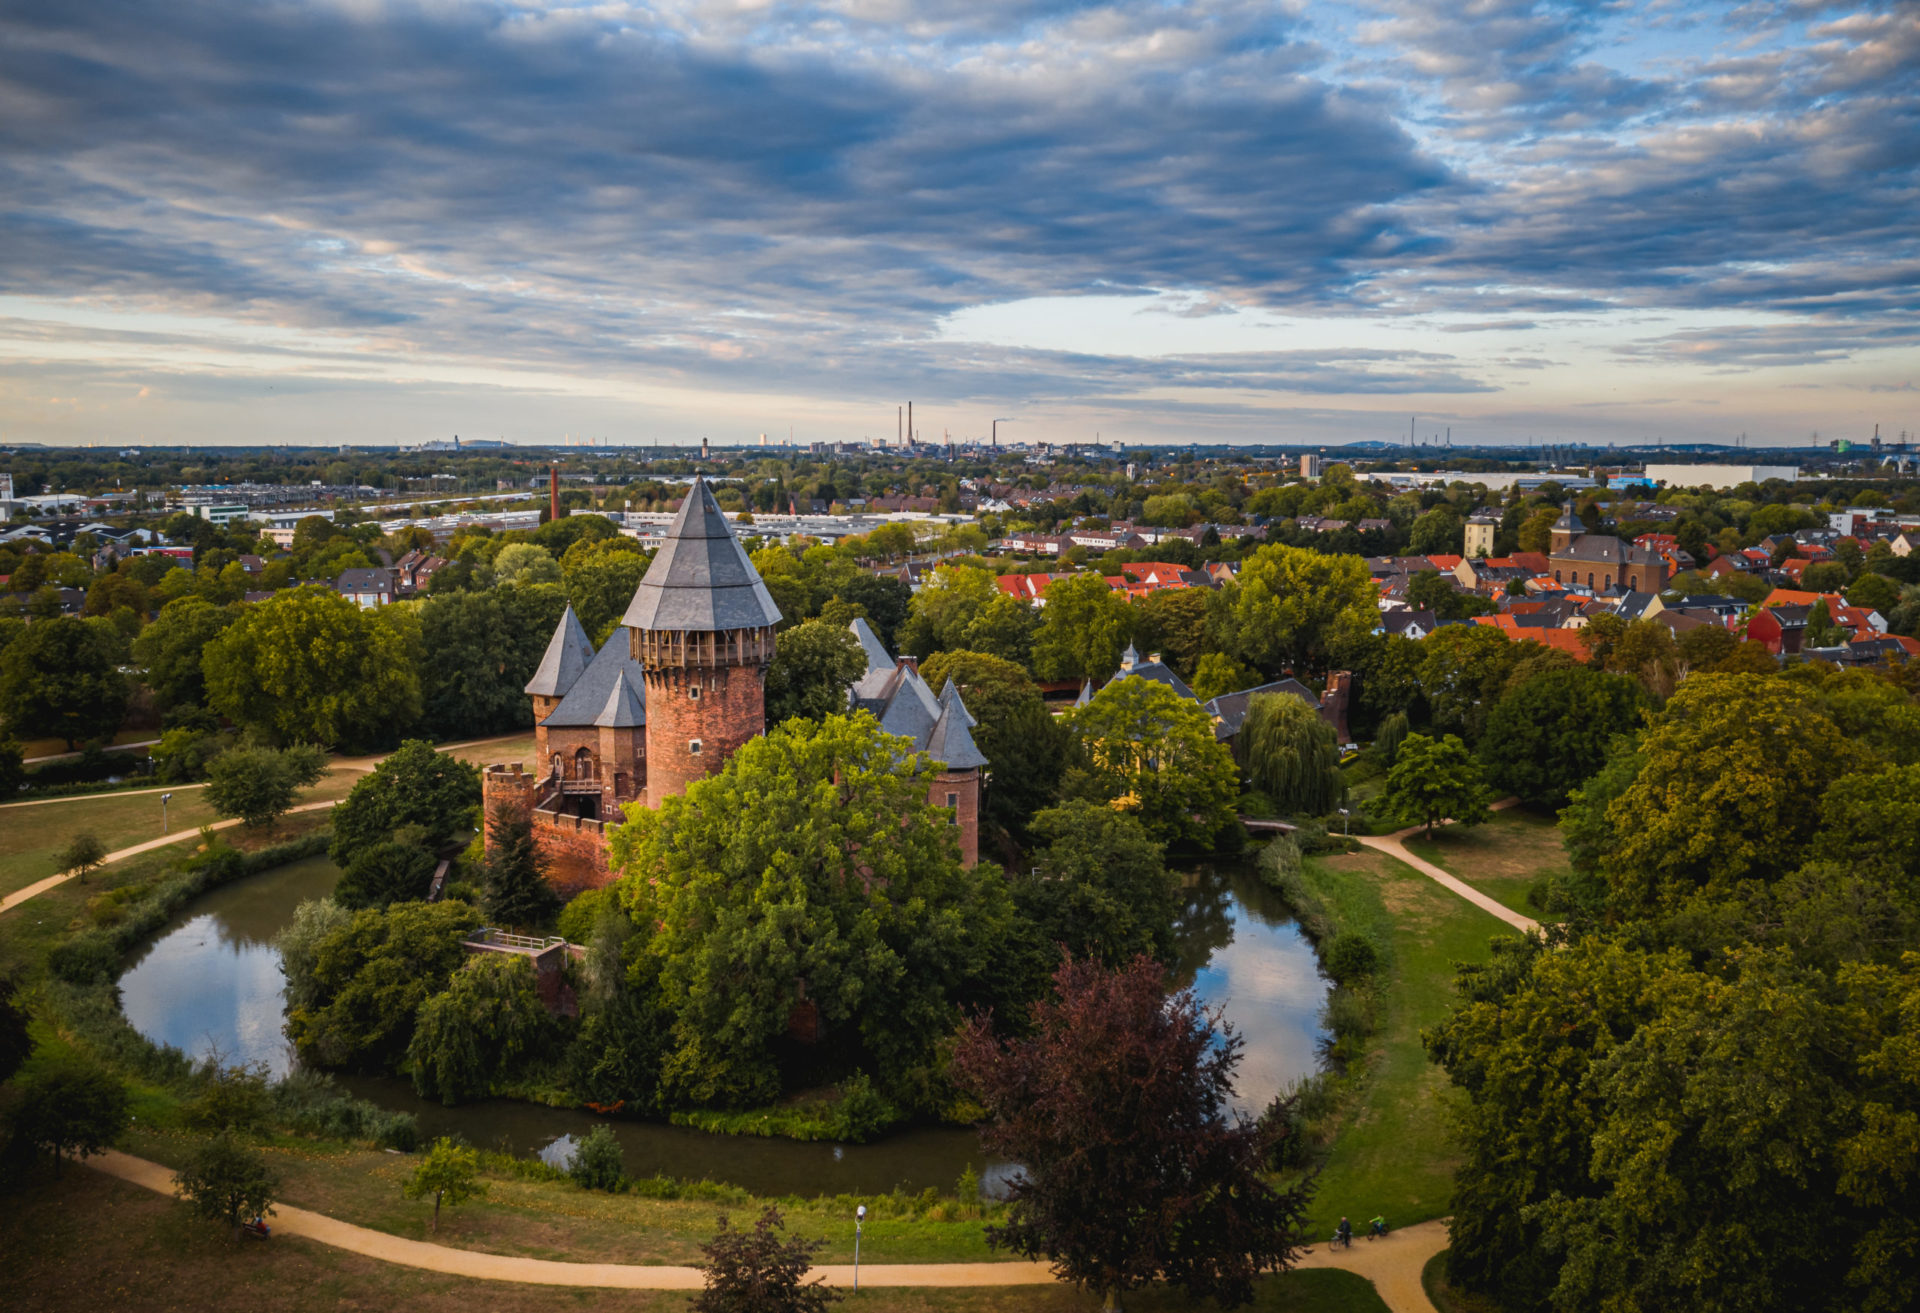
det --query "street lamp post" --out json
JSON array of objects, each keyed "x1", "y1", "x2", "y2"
[
  {"x1": 161, "y1": 792, "x2": 173, "y2": 835},
  {"x1": 854, "y1": 1204, "x2": 866, "y2": 1291}
]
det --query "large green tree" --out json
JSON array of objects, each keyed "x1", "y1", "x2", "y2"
[
  {"x1": 1065, "y1": 679, "x2": 1239, "y2": 848},
  {"x1": 1240, "y1": 692, "x2": 1342, "y2": 816},
  {"x1": 0, "y1": 616, "x2": 128, "y2": 748},
  {"x1": 1015, "y1": 800, "x2": 1176, "y2": 967},
  {"x1": 408, "y1": 956, "x2": 559, "y2": 1104},
  {"x1": 1379, "y1": 731, "x2": 1491, "y2": 839},
  {"x1": 1478, "y1": 666, "x2": 1645, "y2": 807},
  {"x1": 202, "y1": 585, "x2": 420, "y2": 749},
  {"x1": 417, "y1": 585, "x2": 567, "y2": 740},
  {"x1": 203, "y1": 742, "x2": 329, "y2": 828},
  {"x1": 328, "y1": 740, "x2": 481, "y2": 868},
  {"x1": 10, "y1": 1051, "x2": 131, "y2": 1171},
  {"x1": 287, "y1": 900, "x2": 483, "y2": 1070},
  {"x1": 561, "y1": 538, "x2": 652, "y2": 639},
  {"x1": 131, "y1": 597, "x2": 237, "y2": 710},
  {"x1": 896, "y1": 564, "x2": 999, "y2": 658},
  {"x1": 1207, "y1": 544, "x2": 1375, "y2": 676},
  {"x1": 607, "y1": 712, "x2": 1017, "y2": 1110},
  {"x1": 763, "y1": 619, "x2": 865, "y2": 725},
  {"x1": 1030, "y1": 573, "x2": 1135, "y2": 683}
]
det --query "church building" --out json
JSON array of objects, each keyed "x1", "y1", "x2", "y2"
[
  {"x1": 483, "y1": 476, "x2": 986, "y2": 893},
  {"x1": 1546, "y1": 503, "x2": 1669, "y2": 594}
]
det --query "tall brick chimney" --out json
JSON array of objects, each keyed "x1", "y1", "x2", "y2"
[{"x1": 549, "y1": 466, "x2": 559, "y2": 524}]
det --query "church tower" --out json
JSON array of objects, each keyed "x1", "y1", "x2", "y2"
[
  {"x1": 1549, "y1": 502, "x2": 1585, "y2": 556},
  {"x1": 622, "y1": 476, "x2": 782, "y2": 804}
]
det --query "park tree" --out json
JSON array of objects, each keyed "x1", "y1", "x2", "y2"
[
  {"x1": 561, "y1": 538, "x2": 652, "y2": 638},
  {"x1": 202, "y1": 585, "x2": 420, "y2": 750},
  {"x1": 1066, "y1": 679, "x2": 1239, "y2": 848},
  {"x1": 919, "y1": 650, "x2": 1068, "y2": 835},
  {"x1": 481, "y1": 805, "x2": 560, "y2": 930},
  {"x1": 608, "y1": 712, "x2": 1016, "y2": 1109},
  {"x1": 173, "y1": 1132, "x2": 279, "y2": 1239},
  {"x1": 0, "y1": 615, "x2": 128, "y2": 748},
  {"x1": 203, "y1": 742, "x2": 329, "y2": 828},
  {"x1": 328, "y1": 740, "x2": 481, "y2": 868},
  {"x1": 1208, "y1": 544, "x2": 1377, "y2": 676},
  {"x1": 418, "y1": 586, "x2": 566, "y2": 740},
  {"x1": 275, "y1": 898, "x2": 353, "y2": 1014},
  {"x1": 764, "y1": 619, "x2": 866, "y2": 725},
  {"x1": 952, "y1": 956, "x2": 1309, "y2": 1311},
  {"x1": 334, "y1": 830, "x2": 440, "y2": 911},
  {"x1": 408, "y1": 956, "x2": 558, "y2": 1104},
  {"x1": 492, "y1": 542, "x2": 562, "y2": 588},
  {"x1": 1478, "y1": 667, "x2": 1644, "y2": 807},
  {"x1": 131, "y1": 597, "x2": 237, "y2": 710},
  {"x1": 287, "y1": 900, "x2": 484, "y2": 1071},
  {"x1": 959, "y1": 592, "x2": 1040, "y2": 666},
  {"x1": 1030, "y1": 572, "x2": 1136, "y2": 683},
  {"x1": 55, "y1": 830, "x2": 107, "y2": 886},
  {"x1": 403, "y1": 1137, "x2": 488, "y2": 1232},
  {"x1": 1132, "y1": 588, "x2": 1212, "y2": 677},
  {"x1": 1189, "y1": 653, "x2": 1260, "y2": 703},
  {"x1": 1016, "y1": 801, "x2": 1176, "y2": 968},
  {"x1": 1600, "y1": 674, "x2": 1858, "y2": 912},
  {"x1": 1380, "y1": 732, "x2": 1492, "y2": 839},
  {"x1": 1240, "y1": 693, "x2": 1342, "y2": 816},
  {"x1": 694, "y1": 1208, "x2": 841, "y2": 1313},
  {"x1": 10, "y1": 1051, "x2": 130, "y2": 1172},
  {"x1": 896, "y1": 564, "x2": 999, "y2": 658},
  {"x1": 1416, "y1": 625, "x2": 1523, "y2": 743}
]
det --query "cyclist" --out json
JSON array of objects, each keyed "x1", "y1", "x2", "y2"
[{"x1": 1369, "y1": 1215, "x2": 1388, "y2": 1239}]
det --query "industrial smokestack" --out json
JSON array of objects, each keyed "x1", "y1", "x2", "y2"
[
  {"x1": 548, "y1": 466, "x2": 559, "y2": 523},
  {"x1": 908, "y1": 402, "x2": 913, "y2": 449}
]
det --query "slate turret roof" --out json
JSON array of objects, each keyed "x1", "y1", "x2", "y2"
[
  {"x1": 844, "y1": 620, "x2": 987, "y2": 773},
  {"x1": 622, "y1": 476, "x2": 783, "y2": 632},
  {"x1": 850, "y1": 617, "x2": 897, "y2": 705},
  {"x1": 543, "y1": 627, "x2": 648, "y2": 728},
  {"x1": 1102, "y1": 643, "x2": 1197, "y2": 702},
  {"x1": 526, "y1": 604, "x2": 595, "y2": 698}
]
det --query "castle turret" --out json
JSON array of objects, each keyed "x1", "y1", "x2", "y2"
[
  {"x1": 622, "y1": 476, "x2": 782, "y2": 804},
  {"x1": 525, "y1": 603, "x2": 594, "y2": 763}
]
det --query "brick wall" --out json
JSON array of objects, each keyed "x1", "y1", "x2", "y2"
[
  {"x1": 530, "y1": 810, "x2": 615, "y2": 897},
  {"x1": 930, "y1": 767, "x2": 980, "y2": 868},
  {"x1": 644, "y1": 664, "x2": 765, "y2": 804}
]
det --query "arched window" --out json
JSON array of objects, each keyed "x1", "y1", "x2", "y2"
[
  {"x1": 550, "y1": 753, "x2": 562, "y2": 779},
  {"x1": 574, "y1": 746, "x2": 593, "y2": 779}
]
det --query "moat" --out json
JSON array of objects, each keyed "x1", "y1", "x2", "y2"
[{"x1": 120, "y1": 855, "x2": 1329, "y2": 1196}]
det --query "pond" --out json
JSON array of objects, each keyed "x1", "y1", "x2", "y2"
[{"x1": 119, "y1": 852, "x2": 1329, "y2": 1195}]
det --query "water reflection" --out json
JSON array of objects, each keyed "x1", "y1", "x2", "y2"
[{"x1": 120, "y1": 853, "x2": 1329, "y2": 1192}]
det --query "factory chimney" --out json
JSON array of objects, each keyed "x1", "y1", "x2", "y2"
[{"x1": 548, "y1": 466, "x2": 559, "y2": 523}]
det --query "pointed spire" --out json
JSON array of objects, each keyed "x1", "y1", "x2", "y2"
[
  {"x1": 525, "y1": 604, "x2": 594, "y2": 697},
  {"x1": 621, "y1": 475, "x2": 783, "y2": 632},
  {"x1": 924, "y1": 700, "x2": 988, "y2": 770},
  {"x1": 938, "y1": 678, "x2": 978, "y2": 728},
  {"x1": 590, "y1": 669, "x2": 647, "y2": 728},
  {"x1": 542, "y1": 627, "x2": 648, "y2": 727},
  {"x1": 1075, "y1": 679, "x2": 1094, "y2": 707}
]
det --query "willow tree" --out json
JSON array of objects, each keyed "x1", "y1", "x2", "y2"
[{"x1": 1241, "y1": 692, "x2": 1342, "y2": 817}]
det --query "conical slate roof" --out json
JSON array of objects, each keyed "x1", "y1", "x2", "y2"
[
  {"x1": 525, "y1": 604, "x2": 594, "y2": 697},
  {"x1": 544, "y1": 627, "x2": 648, "y2": 728},
  {"x1": 878, "y1": 664, "x2": 942, "y2": 742},
  {"x1": 924, "y1": 700, "x2": 988, "y2": 770},
  {"x1": 622, "y1": 476, "x2": 783, "y2": 632},
  {"x1": 938, "y1": 678, "x2": 977, "y2": 728},
  {"x1": 850, "y1": 617, "x2": 896, "y2": 706}
]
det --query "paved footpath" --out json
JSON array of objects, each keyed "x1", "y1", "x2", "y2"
[
  {"x1": 88, "y1": 1150, "x2": 1446, "y2": 1308},
  {"x1": 0, "y1": 734, "x2": 524, "y2": 918},
  {"x1": 1354, "y1": 809, "x2": 1539, "y2": 935}
]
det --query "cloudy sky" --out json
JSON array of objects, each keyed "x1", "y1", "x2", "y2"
[{"x1": 1, "y1": 0, "x2": 1915, "y2": 449}]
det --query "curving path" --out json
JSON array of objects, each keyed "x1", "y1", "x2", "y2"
[
  {"x1": 86, "y1": 1149, "x2": 1446, "y2": 1308},
  {"x1": 0, "y1": 733, "x2": 527, "y2": 917},
  {"x1": 1354, "y1": 811, "x2": 1538, "y2": 935}
]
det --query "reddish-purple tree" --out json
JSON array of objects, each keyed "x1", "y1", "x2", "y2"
[{"x1": 952, "y1": 955, "x2": 1311, "y2": 1311}]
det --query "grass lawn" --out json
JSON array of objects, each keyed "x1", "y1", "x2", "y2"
[
  {"x1": 19, "y1": 728, "x2": 158, "y2": 759},
  {"x1": 1299, "y1": 849, "x2": 1519, "y2": 1238},
  {"x1": 0, "y1": 811, "x2": 332, "y2": 977},
  {"x1": 445, "y1": 732, "x2": 536, "y2": 771},
  {"x1": 0, "y1": 771, "x2": 354, "y2": 900},
  {"x1": 1, "y1": 1164, "x2": 1389, "y2": 1313},
  {"x1": 1401, "y1": 809, "x2": 1570, "y2": 920}
]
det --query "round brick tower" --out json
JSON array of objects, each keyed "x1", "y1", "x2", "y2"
[{"x1": 622, "y1": 476, "x2": 782, "y2": 805}]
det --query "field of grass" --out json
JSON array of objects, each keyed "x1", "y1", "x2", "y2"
[
  {"x1": 0, "y1": 771, "x2": 354, "y2": 900},
  {"x1": 0, "y1": 1164, "x2": 1389, "y2": 1313},
  {"x1": 1295, "y1": 848, "x2": 1519, "y2": 1237},
  {"x1": 1401, "y1": 809, "x2": 1570, "y2": 919}
]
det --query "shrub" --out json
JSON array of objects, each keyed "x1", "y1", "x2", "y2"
[
  {"x1": 1321, "y1": 933, "x2": 1379, "y2": 985},
  {"x1": 568, "y1": 1123, "x2": 625, "y2": 1191}
]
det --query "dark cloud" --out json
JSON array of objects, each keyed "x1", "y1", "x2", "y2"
[{"x1": 0, "y1": 0, "x2": 1912, "y2": 431}]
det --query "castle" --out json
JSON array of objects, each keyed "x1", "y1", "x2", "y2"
[{"x1": 482, "y1": 477, "x2": 984, "y2": 894}]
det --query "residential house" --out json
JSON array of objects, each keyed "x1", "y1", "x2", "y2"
[{"x1": 335, "y1": 567, "x2": 396, "y2": 609}]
